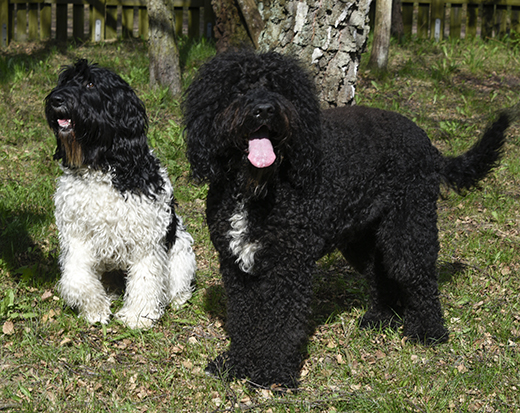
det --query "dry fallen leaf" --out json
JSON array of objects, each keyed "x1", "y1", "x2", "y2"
[
  {"x1": 336, "y1": 354, "x2": 345, "y2": 364},
  {"x1": 501, "y1": 266, "x2": 511, "y2": 275},
  {"x1": 457, "y1": 363, "x2": 468, "y2": 374},
  {"x1": 3, "y1": 320, "x2": 14, "y2": 335},
  {"x1": 41, "y1": 290, "x2": 53, "y2": 301},
  {"x1": 60, "y1": 337, "x2": 72, "y2": 346}
]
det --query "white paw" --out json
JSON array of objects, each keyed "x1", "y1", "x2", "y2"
[
  {"x1": 81, "y1": 308, "x2": 112, "y2": 325},
  {"x1": 171, "y1": 291, "x2": 193, "y2": 309},
  {"x1": 115, "y1": 309, "x2": 159, "y2": 329}
]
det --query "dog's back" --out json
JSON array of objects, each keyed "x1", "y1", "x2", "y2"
[{"x1": 321, "y1": 105, "x2": 510, "y2": 194}]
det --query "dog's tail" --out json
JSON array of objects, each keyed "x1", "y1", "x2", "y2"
[{"x1": 439, "y1": 108, "x2": 517, "y2": 192}]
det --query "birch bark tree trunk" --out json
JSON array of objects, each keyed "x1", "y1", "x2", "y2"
[
  {"x1": 148, "y1": 0, "x2": 182, "y2": 97},
  {"x1": 257, "y1": 0, "x2": 372, "y2": 108}
]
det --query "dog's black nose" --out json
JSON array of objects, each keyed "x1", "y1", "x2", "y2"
[
  {"x1": 48, "y1": 94, "x2": 65, "y2": 108},
  {"x1": 253, "y1": 103, "x2": 275, "y2": 120}
]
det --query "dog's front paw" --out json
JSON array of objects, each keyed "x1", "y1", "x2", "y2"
[
  {"x1": 115, "y1": 309, "x2": 159, "y2": 329},
  {"x1": 81, "y1": 308, "x2": 111, "y2": 325},
  {"x1": 359, "y1": 308, "x2": 402, "y2": 330},
  {"x1": 403, "y1": 323, "x2": 449, "y2": 345},
  {"x1": 206, "y1": 353, "x2": 299, "y2": 389}
]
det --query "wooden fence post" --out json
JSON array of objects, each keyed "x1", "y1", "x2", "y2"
[
  {"x1": 467, "y1": 2, "x2": 479, "y2": 38},
  {"x1": 401, "y1": 1, "x2": 413, "y2": 36},
  {"x1": 512, "y1": 7, "x2": 520, "y2": 34},
  {"x1": 41, "y1": 2, "x2": 52, "y2": 40},
  {"x1": 28, "y1": 2, "x2": 38, "y2": 40},
  {"x1": 0, "y1": 0, "x2": 8, "y2": 47},
  {"x1": 497, "y1": 5, "x2": 509, "y2": 37},
  {"x1": 417, "y1": 3, "x2": 429, "y2": 38},
  {"x1": 90, "y1": 0, "x2": 106, "y2": 41},
  {"x1": 122, "y1": 5, "x2": 134, "y2": 38},
  {"x1": 138, "y1": 5, "x2": 148, "y2": 39},
  {"x1": 449, "y1": 4, "x2": 462, "y2": 39},
  {"x1": 106, "y1": 3, "x2": 118, "y2": 39},
  {"x1": 174, "y1": 5, "x2": 183, "y2": 36},
  {"x1": 16, "y1": 3, "x2": 26, "y2": 41},
  {"x1": 203, "y1": 0, "x2": 214, "y2": 38},
  {"x1": 431, "y1": 0, "x2": 444, "y2": 40},
  {"x1": 73, "y1": 4, "x2": 85, "y2": 40}
]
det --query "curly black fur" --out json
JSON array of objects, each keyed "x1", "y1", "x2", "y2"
[
  {"x1": 183, "y1": 50, "x2": 512, "y2": 388},
  {"x1": 45, "y1": 59, "x2": 165, "y2": 199}
]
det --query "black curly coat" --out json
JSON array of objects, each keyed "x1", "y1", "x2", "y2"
[{"x1": 183, "y1": 50, "x2": 511, "y2": 388}]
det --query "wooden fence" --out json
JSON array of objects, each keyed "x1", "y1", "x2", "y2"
[
  {"x1": 371, "y1": 0, "x2": 520, "y2": 40},
  {"x1": 0, "y1": 0, "x2": 215, "y2": 47},
  {"x1": 4, "y1": 0, "x2": 520, "y2": 49}
]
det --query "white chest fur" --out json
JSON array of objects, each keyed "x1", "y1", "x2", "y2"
[
  {"x1": 54, "y1": 167, "x2": 173, "y2": 270},
  {"x1": 227, "y1": 202, "x2": 261, "y2": 274}
]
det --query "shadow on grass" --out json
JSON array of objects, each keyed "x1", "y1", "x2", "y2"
[
  {"x1": 438, "y1": 260, "x2": 468, "y2": 285},
  {"x1": 0, "y1": 40, "x2": 68, "y2": 85},
  {"x1": 202, "y1": 283, "x2": 227, "y2": 323},
  {"x1": 0, "y1": 206, "x2": 58, "y2": 285}
]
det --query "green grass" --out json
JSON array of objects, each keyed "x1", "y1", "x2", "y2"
[{"x1": 1, "y1": 35, "x2": 519, "y2": 412}]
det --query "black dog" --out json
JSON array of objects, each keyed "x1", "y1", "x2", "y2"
[{"x1": 183, "y1": 50, "x2": 511, "y2": 387}]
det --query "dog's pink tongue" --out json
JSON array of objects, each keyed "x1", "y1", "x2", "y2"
[
  {"x1": 58, "y1": 119, "x2": 71, "y2": 128},
  {"x1": 248, "y1": 138, "x2": 276, "y2": 168}
]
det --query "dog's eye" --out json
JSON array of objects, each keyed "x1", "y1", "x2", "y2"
[{"x1": 86, "y1": 82, "x2": 94, "y2": 89}]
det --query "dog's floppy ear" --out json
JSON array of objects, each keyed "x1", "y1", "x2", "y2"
[
  {"x1": 99, "y1": 69, "x2": 164, "y2": 197},
  {"x1": 182, "y1": 54, "x2": 238, "y2": 183}
]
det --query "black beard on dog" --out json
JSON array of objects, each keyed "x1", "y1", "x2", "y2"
[{"x1": 45, "y1": 59, "x2": 164, "y2": 199}]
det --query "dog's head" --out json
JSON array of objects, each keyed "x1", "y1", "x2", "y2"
[
  {"x1": 45, "y1": 60, "x2": 164, "y2": 197},
  {"x1": 183, "y1": 51, "x2": 322, "y2": 197},
  {"x1": 45, "y1": 59, "x2": 148, "y2": 170}
]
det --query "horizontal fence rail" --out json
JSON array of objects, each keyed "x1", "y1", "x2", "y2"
[
  {"x1": 370, "y1": 0, "x2": 520, "y2": 40},
  {"x1": 0, "y1": 0, "x2": 215, "y2": 47}
]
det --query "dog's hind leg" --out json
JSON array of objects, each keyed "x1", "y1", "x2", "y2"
[
  {"x1": 115, "y1": 248, "x2": 170, "y2": 329},
  {"x1": 58, "y1": 241, "x2": 112, "y2": 325},
  {"x1": 339, "y1": 234, "x2": 404, "y2": 331},
  {"x1": 375, "y1": 193, "x2": 449, "y2": 345}
]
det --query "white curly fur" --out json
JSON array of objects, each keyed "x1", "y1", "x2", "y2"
[
  {"x1": 227, "y1": 202, "x2": 261, "y2": 274},
  {"x1": 55, "y1": 165, "x2": 196, "y2": 329}
]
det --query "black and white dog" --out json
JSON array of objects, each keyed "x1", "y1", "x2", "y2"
[{"x1": 46, "y1": 59, "x2": 196, "y2": 329}]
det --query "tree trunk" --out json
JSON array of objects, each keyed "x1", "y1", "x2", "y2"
[
  {"x1": 367, "y1": 0, "x2": 392, "y2": 71},
  {"x1": 148, "y1": 0, "x2": 182, "y2": 97},
  {"x1": 236, "y1": 0, "x2": 264, "y2": 48},
  {"x1": 391, "y1": 0, "x2": 404, "y2": 41},
  {"x1": 212, "y1": 0, "x2": 254, "y2": 53},
  {"x1": 257, "y1": 0, "x2": 371, "y2": 108}
]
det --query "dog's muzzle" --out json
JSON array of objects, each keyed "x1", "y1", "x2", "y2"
[
  {"x1": 246, "y1": 103, "x2": 278, "y2": 169},
  {"x1": 47, "y1": 95, "x2": 73, "y2": 132}
]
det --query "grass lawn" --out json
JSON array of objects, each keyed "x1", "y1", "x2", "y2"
[{"x1": 1, "y1": 35, "x2": 519, "y2": 412}]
